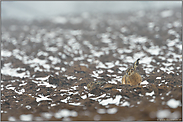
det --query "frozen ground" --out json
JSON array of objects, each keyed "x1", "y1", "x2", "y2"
[{"x1": 1, "y1": 7, "x2": 182, "y2": 121}]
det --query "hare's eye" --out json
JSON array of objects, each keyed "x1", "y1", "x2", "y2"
[{"x1": 131, "y1": 68, "x2": 134, "y2": 72}]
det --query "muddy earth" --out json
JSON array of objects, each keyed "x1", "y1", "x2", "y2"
[{"x1": 1, "y1": 7, "x2": 182, "y2": 121}]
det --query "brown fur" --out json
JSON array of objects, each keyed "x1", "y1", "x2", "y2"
[{"x1": 122, "y1": 59, "x2": 142, "y2": 85}]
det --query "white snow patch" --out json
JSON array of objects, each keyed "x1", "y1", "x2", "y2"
[
  {"x1": 90, "y1": 94, "x2": 106, "y2": 100},
  {"x1": 161, "y1": 80, "x2": 165, "y2": 82},
  {"x1": 119, "y1": 67, "x2": 127, "y2": 71},
  {"x1": 60, "y1": 96, "x2": 70, "y2": 103},
  {"x1": 99, "y1": 95, "x2": 122, "y2": 106},
  {"x1": 41, "y1": 112, "x2": 53, "y2": 119},
  {"x1": 167, "y1": 99, "x2": 181, "y2": 108},
  {"x1": 166, "y1": 91, "x2": 171, "y2": 96},
  {"x1": 96, "y1": 62, "x2": 108, "y2": 69},
  {"x1": 97, "y1": 109, "x2": 106, "y2": 114},
  {"x1": 1, "y1": 50, "x2": 12, "y2": 57},
  {"x1": 88, "y1": 93, "x2": 95, "y2": 97},
  {"x1": 69, "y1": 102, "x2": 82, "y2": 106},
  {"x1": 145, "y1": 91, "x2": 155, "y2": 96},
  {"x1": 70, "y1": 85, "x2": 78, "y2": 90},
  {"x1": 84, "y1": 86, "x2": 88, "y2": 90},
  {"x1": 1, "y1": 63, "x2": 29, "y2": 78},
  {"x1": 105, "y1": 62, "x2": 115, "y2": 68},
  {"x1": 25, "y1": 105, "x2": 31, "y2": 109},
  {"x1": 157, "y1": 109, "x2": 171, "y2": 119},
  {"x1": 140, "y1": 57, "x2": 152, "y2": 64},
  {"x1": 107, "y1": 69, "x2": 114, "y2": 73},
  {"x1": 140, "y1": 80, "x2": 149, "y2": 85},
  {"x1": 35, "y1": 95, "x2": 52, "y2": 102},
  {"x1": 36, "y1": 75, "x2": 50, "y2": 81},
  {"x1": 8, "y1": 116, "x2": 16, "y2": 121},
  {"x1": 81, "y1": 94, "x2": 87, "y2": 99},
  {"x1": 20, "y1": 114, "x2": 33, "y2": 121},
  {"x1": 66, "y1": 75, "x2": 77, "y2": 80},
  {"x1": 156, "y1": 77, "x2": 161, "y2": 80},
  {"x1": 121, "y1": 101, "x2": 130, "y2": 107},
  {"x1": 107, "y1": 108, "x2": 118, "y2": 114},
  {"x1": 116, "y1": 89, "x2": 122, "y2": 92},
  {"x1": 108, "y1": 79, "x2": 118, "y2": 84},
  {"x1": 32, "y1": 80, "x2": 56, "y2": 88},
  {"x1": 54, "y1": 109, "x2": 78, "y2": 119},
  {"x1": 149, "y1": 99, "x2": 155, "y2": 102}
]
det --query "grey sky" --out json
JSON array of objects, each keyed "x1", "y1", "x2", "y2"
[{"x1": 2, "y1": 1, "x2": 181, "y2": 21}]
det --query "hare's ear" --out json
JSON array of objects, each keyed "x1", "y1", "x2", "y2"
[
  {"x1": 136, "y1": 58, "x2": 140, "y2": 65},
  {"x1": 126, "y1": 68, "x2": 129, "y2": 73},
  {"x1": 133, "y1": 58, "x2": 140, "y2": 69}
]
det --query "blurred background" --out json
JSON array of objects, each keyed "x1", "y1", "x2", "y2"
[{"x1": 1, "y1": 1, "x2": 181, "y2": 21}]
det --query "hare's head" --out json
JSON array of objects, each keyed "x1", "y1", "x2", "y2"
[{"x1": 126, "y1": 58, "x2": 140, "y2": 75}]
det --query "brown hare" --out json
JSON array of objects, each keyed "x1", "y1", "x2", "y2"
[{"x1": 122, "y1": 58, "x2": 142, "y2": 85}]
